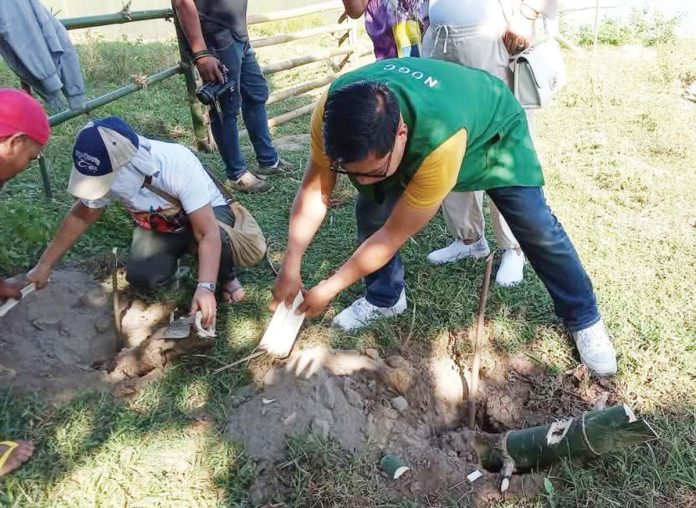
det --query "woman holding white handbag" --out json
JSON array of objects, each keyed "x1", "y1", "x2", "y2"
[{"x1": 422, "y1": 0, "x2": 558, "y2": 286}]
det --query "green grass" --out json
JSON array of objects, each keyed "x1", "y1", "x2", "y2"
[{"x1": 1, "y1": 20, "x2": 695, "y2": 507}]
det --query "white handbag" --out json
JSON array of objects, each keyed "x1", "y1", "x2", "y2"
[{"x1": 510, "y1": 36, "x2": 567, "y2": 109}]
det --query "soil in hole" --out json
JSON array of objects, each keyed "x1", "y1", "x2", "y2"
[
  {"x1": 225, "y1": 345, "x2": 616, "y2": 504},
  {"x1": 0, "y1": 270, "x2": 116, "y2": 398}
]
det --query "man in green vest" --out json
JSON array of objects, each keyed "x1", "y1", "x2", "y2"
[{"x1": 271, "y1": 58, "x2": 617, "y2": 376}]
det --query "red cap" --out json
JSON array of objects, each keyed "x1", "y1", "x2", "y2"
[{"x1": 0, "y1": 89, "x2": 51, "y2": 145}]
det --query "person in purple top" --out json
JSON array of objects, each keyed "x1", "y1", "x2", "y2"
[{"x1": 343, "y1": 0, "x2": 427, "y2": 60}]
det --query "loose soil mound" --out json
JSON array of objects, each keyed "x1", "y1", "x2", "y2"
[
  {"x1": 0, "y1": 270, "x2": 114, "y2": 397},
  {"x1": 225, "y1": 346, "x2": 615, "y2": 504},
  {"x1": 0, "y1": 270, "x2": 194, "y2": 399}
]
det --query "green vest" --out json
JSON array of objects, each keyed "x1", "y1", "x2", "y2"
[{"x1": 327, "y1": 58, "x2": 544, "y2": 199}]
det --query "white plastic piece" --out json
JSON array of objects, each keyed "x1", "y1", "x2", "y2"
[
  {"x1": 467, "y1": 469, "x2": 483, "y2": 483},
  {"x1": 0, "y1": 283, "x2": 35, "y2": 318},
  {"x1": 259, "y1": 292, "x2": 305, "y2": 357},
  {"x1": 623, "y1": 403, "x2": 637, "y2": 423},
  {"x1": 262, "y1": 398, "x2": 276, "y2": 405},
  {"x1": 500, "y1": 477, "x2": 510, "y2": 493},
  {"x1": 393, "y1": 466, "x2": 410, "y2": 479},
  {"x1": 194, "y1": 311, "x2": 216, "y2": 338},
  {"x1": 545, "y1": 418, "x2": 572, "y2": 445}
]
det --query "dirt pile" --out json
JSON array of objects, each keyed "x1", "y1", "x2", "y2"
[
  {"x1": 0, "y1": 270, "x2": 115, "y2": 397},
  {"x1": 0, "y1": 269, "x2": 197, "y2": 399},
  {"x1": 224, "y1": 346, "x2": 592, "y2": 502}
]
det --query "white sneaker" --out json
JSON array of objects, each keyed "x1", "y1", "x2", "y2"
[
  {"x1": 427, "y1": 237, "x2": 490, "y2": 265},
  {"x1": 572, "y1": 320, "x2": 617, "y2": 377},
  {"x1": 495, "y1": 249, "x2": 525, "y2": 286},
  {"x1": 332, "y1": 290, "x2": 407, "y2": 331}
]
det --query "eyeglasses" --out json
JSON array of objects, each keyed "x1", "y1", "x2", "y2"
[{"x1": 330, "y1": 145, "x2": 394, "y2": 179}]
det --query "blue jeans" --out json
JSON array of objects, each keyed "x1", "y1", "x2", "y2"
[
  {"x1": 355, "y1": 186, "x2": 600, "y2": 332},
  {"x1": 206, "y1": 32, "x2": 278, "y2": 179}
]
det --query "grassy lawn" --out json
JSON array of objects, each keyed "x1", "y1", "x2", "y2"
[{"x1": 1, "y1": 17, "x2": 695, "y2": 508}]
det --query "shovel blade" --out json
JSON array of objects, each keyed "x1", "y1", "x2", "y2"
[{"x1": 259, "y1": 292, "x2": 305, "y2": 358}]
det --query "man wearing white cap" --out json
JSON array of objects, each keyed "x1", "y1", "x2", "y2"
[{"x1": 28, "y1": 117, "x2": 245, "y2": 328}]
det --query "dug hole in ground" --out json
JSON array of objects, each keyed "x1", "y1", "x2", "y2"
[{"x1": 0, "y1": 269, "x2": 651, "y2": 504}]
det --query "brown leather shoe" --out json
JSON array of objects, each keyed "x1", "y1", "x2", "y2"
[
  {"x1": 225, "y1": 172, "x2": 271, "y2": 193},
  {"x1": 255, "y1": 157, "x2": 295, "y2": 176}
]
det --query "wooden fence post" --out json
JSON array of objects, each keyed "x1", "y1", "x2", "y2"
[{"x1": 172, "y1": 10, "x2": 215, "y2": 152}]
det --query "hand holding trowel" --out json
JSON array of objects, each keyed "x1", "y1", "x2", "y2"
[
  {"x1": 0, "y1": 281, "x2": 36, "y2": 319},
  {"x1": 213, "y1": 291, "x2": 306, "y2": 373}
]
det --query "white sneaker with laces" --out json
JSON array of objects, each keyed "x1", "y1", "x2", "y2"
[
  {"x1": 332, "y1": 289, "x2": 407, "y2": 331},
  {"x1": 572, "y1": 320, "x2": 617, "y2": 376},
  {"x1": 427, "y1": 237, "x2": 491, "y2": 265},
  {"x1": 495, "y1": 249, "x2": 525, "y2": 286}
]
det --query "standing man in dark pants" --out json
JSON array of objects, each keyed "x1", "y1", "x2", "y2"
[{"x1": 173, "y1": 0, "x2": 292, "y2": 193}]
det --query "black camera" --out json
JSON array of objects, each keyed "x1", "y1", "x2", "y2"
[{"x1": 196, "y1": 79, "x2": 235, "y2": 106}]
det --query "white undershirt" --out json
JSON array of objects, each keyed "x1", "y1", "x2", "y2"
[{"x1": 428, "y1": 0, "x2": 499, "y2": 27}]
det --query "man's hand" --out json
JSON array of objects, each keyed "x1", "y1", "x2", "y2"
[
  {"x1": 195, "y1": 55, "x2": 224, "y2": 84},
  {"x1": 0, "y1": 279, "x2": 22, "y2": 300},
  {"x1": 503, "y1": 13, "x2": 534, "y2": 55},
  {"x1": 297, "y1": 279, "x2": 337, "y2": 319},
  {"x1": 270, "y1": 266, "x2": 304, "y2": 311},
  {"x1": 191, "y1": 287, "x2": 217, "y2": 329},
  {"x1": 26, "y1": 263, "x2": 52, "y2": 289}
]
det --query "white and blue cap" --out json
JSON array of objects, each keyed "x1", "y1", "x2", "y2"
[{"x1": 68, "y1": 116, "x2": 139, "y2": 200}]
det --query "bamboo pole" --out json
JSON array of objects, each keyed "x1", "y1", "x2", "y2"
[
  {"x1": 268, "y1": 102, "x2": 318, "y2": 128},
  {"x1": 49, "y1": 65, "x2": 183, "y2": 127},
  {"x1": 268, "y1": 75, "x2": 336, "y2": 105},
  {"x1": 261, "y1": 47, "x2": 354, "y2": 75},
  {"x1": 253, "y1": 23, "x2": 349, "y2": 49},
  {"x1": 247, "y1": 1, "x2": 342, "y2": 25},
  {"x1": 37, "y1": 155, "x2": 52, "y2": 199},
  {"x1": 467, "y1": 253, "x2": 495, "y2": 429},
  {"x1": 592, "y1": 0, "x2": 601, "y2": 51},
  {"x1": 476, "y1": 404, "x2": 659, "y2": 491},
  {"x1": 60, "y1": 8, "x2": 174, "y2": 30},
  {"x1": 173, "y1": 12, "x2": 214, "y2": 152}
]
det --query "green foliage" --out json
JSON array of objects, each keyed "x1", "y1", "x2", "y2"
[
  {"x1": 576, "y1": 8, "x2": 680, "y2": 47},
  {"x1": 0, "y1": 15, "x2": 695, "y2": 508}
]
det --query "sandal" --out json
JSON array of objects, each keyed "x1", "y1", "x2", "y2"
[
  {"x1": 0, "y1": 440, "x2": 34, "y2": 477},
  {"x1": 221, "y1": 277, "x2": 246, "y2": 303}
]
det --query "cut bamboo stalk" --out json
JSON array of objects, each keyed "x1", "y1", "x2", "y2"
[
  {"x1": 476, "y1": 404, "x2": 659, "y2": 475},
  {"x1": 467, "y1": 252, "x2": 495, "y2": 428},
  {"x1": 112, "y1": 247, "x2": 124, "y2": 350}
]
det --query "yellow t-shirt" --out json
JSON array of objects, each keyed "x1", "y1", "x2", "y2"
[{"x1": 310, "y1": 92, "x2": 467, "y2": 209}]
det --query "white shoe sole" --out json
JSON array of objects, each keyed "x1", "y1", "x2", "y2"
[{"x1": 427, "y1": 247, "x2": 491, "y2": 265}]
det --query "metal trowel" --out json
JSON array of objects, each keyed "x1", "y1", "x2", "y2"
[
  {"x1": 161, "y1": 311, "x2": 216, "y2": 340},
  {"x1": 0, "y1": 283, "x2": 35, "y2": 318}
]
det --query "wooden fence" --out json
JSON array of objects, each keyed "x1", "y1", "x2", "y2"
[{"x1": 31, "y1": 0, "x2": 372, "y2": 197}]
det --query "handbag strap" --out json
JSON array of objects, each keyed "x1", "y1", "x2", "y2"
[
  {"x1": 200, "y1": 163, "x2": 238, "y2": 204},
  {"x1": 142, "y1": 176, "x2": 182, "y2": 208},
  {"x1": 142, "y1": 176, "x2": 235, "y2": 236},
  {"x1": 498, "y1": 1, "x2": 550, "y2": 40}
]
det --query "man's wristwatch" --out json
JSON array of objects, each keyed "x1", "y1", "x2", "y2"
[{"x1": 197, "y1": 282, "x2": 217, "y2": 292}]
